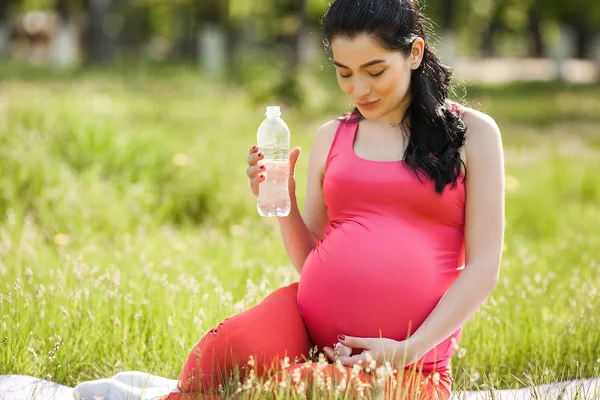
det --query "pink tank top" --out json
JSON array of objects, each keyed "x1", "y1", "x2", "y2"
[{"x1": 297, "y1": 111, "x2": 466, "y2": 372}]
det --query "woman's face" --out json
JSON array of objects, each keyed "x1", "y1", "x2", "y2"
[{"x1": 330, "y1": 33, "x2": 422, "y2": 122}]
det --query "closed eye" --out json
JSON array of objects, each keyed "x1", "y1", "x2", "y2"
[{"x1": 339, "y1": 70, "x2": 386, "y2": 79}]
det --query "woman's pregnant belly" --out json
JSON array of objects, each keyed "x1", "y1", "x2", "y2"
[{"x1": 297, "y1": 216, "x2": 463, "y2": 354}]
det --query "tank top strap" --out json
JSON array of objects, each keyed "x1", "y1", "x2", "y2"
[
  {"x1": 448, "y1": 101, "x2": 464, "y2": 118},
  {"x1": 325, "y1": 113, "x2": 360, "y2": 170}
]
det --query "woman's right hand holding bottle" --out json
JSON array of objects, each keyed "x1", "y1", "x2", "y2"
[
  {"x1": 246, "y1": 145, "x2": 301, "y2": 202},
  {"x1": 246, "y1": 145, "x2": 266, "y2": 197}
]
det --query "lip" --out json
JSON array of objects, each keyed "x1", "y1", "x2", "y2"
[{"x1": 355, "y1": 99, "x2": 380, "y2": 109}]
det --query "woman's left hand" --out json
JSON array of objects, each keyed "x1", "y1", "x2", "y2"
[{"x1": 323, "y1": 335, "x2": 426, "y2": 369}]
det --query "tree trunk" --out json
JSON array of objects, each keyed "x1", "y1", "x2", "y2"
[
  {"x1": 196, "y1": 0, "x2": 231, "y2": 71},
  {"x1": 571, "y1": 19, "x2": 592, "y2": 59},
  {"x1": 175, "y1": 4, "x2": 196, "y2": 59},
  {"x1": 55, "y1": 0, "x2": 69, "y2": 21},
  {"x1": 51, "y1": 19, "x2": 78, "y2": 68},
  {"x1": 595, "y1": 35, "x2": 600, "y2": 82},
  {"x1": 52, "y1": 0, "x2": 77, "y2": 68},
  {"x1": 198, "y1": 24, "x2": 227, "y2": 73},
  {"x1": 480, "y1": 1, "x2": 512, "y2": 58},
  {"x1": 554, "y1": 24, "x2": 574, "y2": 82},
  {"x1": 119, "y1": 0, "x2": 145, "y2": 56},
  {"x1": 480, "y1": 11, "x2": 502, "y2": 57},
  {"x1": 527, "y1": 8, "x2": 545, "y2": 57},
  {"x1": 87, "y1": 0, "x2": 114, "y2": 64},
  {"x1": 275, "y1": 0, "x2": 306, "y2": 104},
  {"x1": 441, "y1": 0, "x2": 457, "y2": 31},
  {"x1": 0, "y1": 1, "x2": 9, "y2": 57}
]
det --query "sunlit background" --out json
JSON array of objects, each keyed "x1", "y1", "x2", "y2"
[{"x1": 0, "y1": 0, "x2": 599, "y2": 396}]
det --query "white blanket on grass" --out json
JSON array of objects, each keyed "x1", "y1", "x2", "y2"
[{"x1": 0, "y1": 373, "x2": 599, "y2": 400}]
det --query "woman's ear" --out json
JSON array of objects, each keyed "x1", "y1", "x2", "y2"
[{"x1": 410, "y1": 37, "x2": 425, "y2": 69}]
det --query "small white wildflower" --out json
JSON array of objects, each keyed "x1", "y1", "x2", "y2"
[
  {"x1": 295, "y1": 381, "x2": 305, "y2": 395},
  {"x1": 366, "y1": 352, "x2": 376, "y2": 372},
  {"x1": 457, "y1": 348, "x2": 467, "y2": 359},
  {"x1": 351, "y1": 363, "x2": 362, "y2": 378},
  {"x1": 263, "y1": 379, "x2": 272, "y2": 392},
  {"x1": 242, "y1": 378, "x2": 252, "y2": 391},
  {"x1": 450, "y1": 337, "x2": 459, "y2": 350},
  {"x1": 292, "y1": 367, "x2": 302, "y2": 384},
  {"x1": 432, "y1": 372, "x2": 440, "y2": 386}
]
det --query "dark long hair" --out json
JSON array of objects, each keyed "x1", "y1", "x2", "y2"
[{"x1": 323, "y1": 0, "x2": 467, "y2": 194}]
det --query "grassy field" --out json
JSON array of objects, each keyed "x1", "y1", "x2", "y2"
[{"x1": 0, "y1": 62, "x2": 599, "y2": 397}]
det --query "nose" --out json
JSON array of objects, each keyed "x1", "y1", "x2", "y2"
[{"x1": 351, "y1": 77, "x2": 371, "y2": 99}]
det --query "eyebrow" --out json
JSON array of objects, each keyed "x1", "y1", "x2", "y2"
[{"x1": 333, "y1": 59, "x2": 386, "y2": 69}]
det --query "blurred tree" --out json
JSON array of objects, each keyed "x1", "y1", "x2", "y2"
[
  {"x1": 274, "y1": 0, "x2": 307, "y2": 104},
  {"x1": 439, "y1": 0, "x2": 458, "y2": 30},
  {"x1": 118, "y1": 0, "x2": 151, "y2": 57},
  {"x1": 0, "y1": 0, "x2": 17, "y2": 57},
  {"x1": 54, "y1": 0, "x2": 69, "y2": 19},
  {"x1": 480, "y1": 0, "x2": 509, "y2": 57},
  {"x1": 87, "y1": 0, "x2": 115, "y2": 63},
  {"x1": 52, "y1": 0, "x2": 81, "y2": 67},
  {"x1": 0, "y1": 2, "x2": 8, "y2": 57},
  {"x1": 527, "y1": 0, "x2": 545, "y2": 57},
  {"x1": 196, "y1": 0, "x2": 232, "y2": 72}
]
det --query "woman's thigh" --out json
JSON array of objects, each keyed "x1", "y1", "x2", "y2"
[{"x1": 176, "y1": 282, "x2": 313, "y2": 394}]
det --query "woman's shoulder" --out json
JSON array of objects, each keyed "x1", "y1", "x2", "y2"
[
  {"x1": 460, "y1": 106, "x2": 502, "y2": 145},
  {"x1": 458, "y1": 106, "x2": 503, "y2": 169},
  {"x1": 445, "y1": 100, "x2": 500, "y2": 142},
  {"x1": 308, "y1": 117, "x2": 343, "y2": 165},
  {"x1": 313, "y1": 118, "x2": 341, "y2": 143}
]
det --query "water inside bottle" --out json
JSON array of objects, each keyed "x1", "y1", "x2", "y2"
[{"x1": 257, "y1": 159, "x2": 291, "y2": 217}]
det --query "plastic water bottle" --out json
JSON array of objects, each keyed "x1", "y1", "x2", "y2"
[{"x1": 257, "y1": 106, "x2": 291, "y2": 217}]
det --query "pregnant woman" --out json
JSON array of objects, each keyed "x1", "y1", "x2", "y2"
[{"x1": 157, "y1": 0, "x2": 505, "y2": 399}]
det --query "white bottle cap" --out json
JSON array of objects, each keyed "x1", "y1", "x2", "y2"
[{"x1": 266, "y1": 106, "x2": 281, "y2": 118}]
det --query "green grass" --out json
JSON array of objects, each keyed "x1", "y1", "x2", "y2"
[{"x1": 0, "y1": 62, "x2": 599, "y2": 398}]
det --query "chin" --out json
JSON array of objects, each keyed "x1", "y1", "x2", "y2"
[{"x1": 358, "y1": 109, "x2": 383, "y2": 120}]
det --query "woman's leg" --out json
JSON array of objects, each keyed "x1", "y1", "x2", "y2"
[{"x1": 160, "y1": 282, "x2": 313, "y2": 400}]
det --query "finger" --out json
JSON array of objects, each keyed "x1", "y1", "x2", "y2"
[
  {"x1": 288, "y1": 147, "x2": 301, "y2": 176},
  {"x1": 338, "y1": 343, "x2": 352, "y2": 357},
  {"x1": 250, "y1": 174, "x2": 266, "y2": 186},
  {"x1": 323, "y1": 347, "x2": 337, "y2": 362},
  {"x1": 340, "y1": 352, "x2": 368, "y2": 368},
  {"x1": 247, "y1": 150, "x2": 264, "y2": 166},
  {"x1": 338, "y1": 335, "x2": 370, "y2": 350},
  {"x1": 246, "y1": 164, "x2": 266, "y2": 179},
  {"x1": 248, "y1": 145, "x2": 259, "y2": 156}
]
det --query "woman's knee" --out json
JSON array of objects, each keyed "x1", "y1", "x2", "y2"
[{"x1": 177, "y1": 282, "x2": 312, "y2": 392}]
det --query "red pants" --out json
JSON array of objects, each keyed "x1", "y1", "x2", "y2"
[{"x1": 160, "y1": 283, "x2": 452, "y2": 399}]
